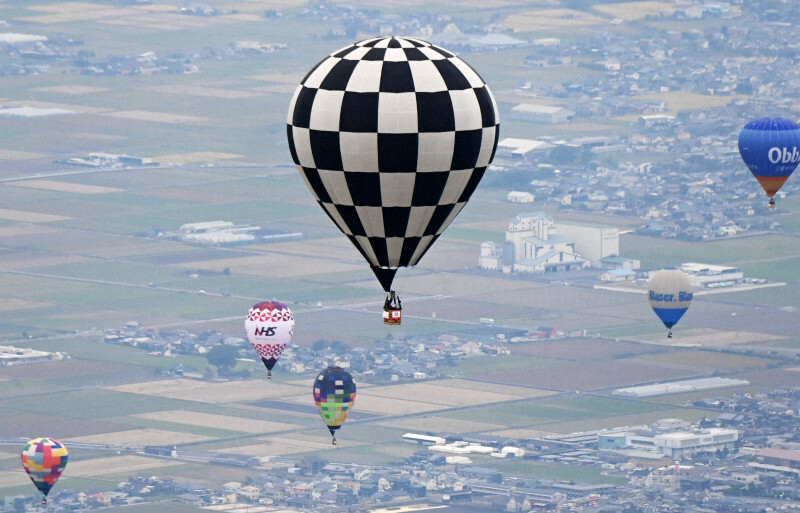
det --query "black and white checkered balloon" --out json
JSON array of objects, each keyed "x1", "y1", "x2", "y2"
[{"x1": 287, "y1": 36, "x2": 499, "y2": 291}]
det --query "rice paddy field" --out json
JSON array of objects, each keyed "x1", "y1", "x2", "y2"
[{"x1": 0, "y1": 0, "x2": 799, "y2": 504}]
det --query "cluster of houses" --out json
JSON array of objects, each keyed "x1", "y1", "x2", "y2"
[
  {"x1": 14, "y1": 386, "x2": 800, "y2": 512},
  {"x1": 280, "y1": 2, "x2": 800, "y2": 242},
  {"x1": 486, "y1": 6, "x2": 800, "y2": 241},
  {"x1": 1, "y1": 28, "x2": 283, "y2": 77},
  {"x1": 103, "y1": 321, "x2": 517, "y2": 381},
  {"x1": 6, "y1": 2, "x2": 795, "y2": 241}
]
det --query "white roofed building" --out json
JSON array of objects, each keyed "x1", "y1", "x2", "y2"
[
  {"x1": 598, "y1": 427, "x2": 739, "y2": 459},
  {"x1": 507, "y1": 191, "x2": 534, "y2": 203},
  {"x1": 496, "y1": 137, "x2": 556, "y2": 159},
  {"x1": 511, "y1": 103, "x2": 575, "y2": 124}
]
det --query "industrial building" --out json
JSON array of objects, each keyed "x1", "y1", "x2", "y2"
[
  {"x1": 0, "y1": 345, "x2": 67, "y2": 366},
  {"x1": 510, "y1": 103, "x2": 576, "y2": 124},
  {"x1": 678, "y1": 262, "x2": 745, "y2": 289},
  {"x1": 479, "y1": 212, "x2": 622, "y2": 273},
  {"x1": 598, "y1": 427, "x2": 739, "y2": 460},
  {"x1": 613, "y1": 377, "x2": 751, "y2": 398}
]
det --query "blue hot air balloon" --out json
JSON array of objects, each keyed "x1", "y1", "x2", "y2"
[
  {"x1": 738, "y1": 117, "x2": 800, "y2": 207},
  {"x1": 648, "y1": 269, "x2": 693, "y2": 338}
]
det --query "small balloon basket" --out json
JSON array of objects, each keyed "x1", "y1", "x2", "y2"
[{"x1": 383, "y1": 291, "x2": 402, "y2": 325}]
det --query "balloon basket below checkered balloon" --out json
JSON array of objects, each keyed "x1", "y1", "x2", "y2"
[{"x1": 383, "y1": 291, "x2": 402, "y2": 325}]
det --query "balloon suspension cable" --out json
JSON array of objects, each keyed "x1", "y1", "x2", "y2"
[{"x1": 384, "y1": 291, "x2": 401, "y2": 310}]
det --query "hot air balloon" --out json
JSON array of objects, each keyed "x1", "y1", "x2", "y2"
[
  {"x1": 313, "y1": 366, "x2": 356, "y2": 445},
  {"x1": 21, "y1": 437, "x2": 68, "y2": 504},
  {"x1": 738, "y1": 117, "x2": 800, "y2": 207},
  {"x1": 245, "y1": 301, "x2": 294, "y2": 379},
  {"x1": 287, "y1": 36, "x2": 500, "y2": 323},
  {"x1": 648, "y1": 268, "x2": 693, "y2": 338}
]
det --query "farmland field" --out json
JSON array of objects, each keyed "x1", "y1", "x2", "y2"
[{"x1": 0, "y1": 0, "x2": 799, "y2": 505}]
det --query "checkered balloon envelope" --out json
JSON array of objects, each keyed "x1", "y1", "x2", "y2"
[{"x1": 287, "y1": 36, "x2": 500, "y2": 293}]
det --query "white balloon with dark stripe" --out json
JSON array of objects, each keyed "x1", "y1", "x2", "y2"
[{"x1": 287, "y1": 36, "x2": 499, "y2": 291}]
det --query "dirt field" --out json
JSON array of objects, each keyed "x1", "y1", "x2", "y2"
[
  {"x1": 250, "y1": 72, "x2": 305, "y2": 84},
  {"x1": 630, "y1": 328, "x2": 788, "y2": 348},
  {"x1": 133, "y1": 410, "x2": 303, "y2": 434},
  {"x1": 36, "y1": 85, "x2": 108, "y2": 95},
  {"x1": 371, "y1": 505, "x2": 448, "y2": 513},
  {"x1": 379, "y1": 414, "x2": 507, "y2": 434},
  {"x1": 65, "y1": 454, "x2": 182, "y2": 478},
  {"x1": 0, "y1": 208, "x2": 71, "y2": 223},
  {"x1": 249, "y1": 237, "x2": 364, "y2": 262},
  {"x1": 154, "y1": 151, "x2": 246, "y2": 164},
  {"x1": 148, "y1": 85, "x2": 264, "y2": 100},
  {"x1": 2, "y1": 456, "x2": 181, "y2": 489},
  {"x1": 511, "y1": 338, "x2": 665, "y2": 361},
  {"x1": 22, "y1": 2, "x2": 137, "y2": 23},
  {"x1": 278, "y1": 379, "x2": 551, "y2": 418},
  {"x1": 218, "y1": 433, "x2": 365, "y2": 456},
  {"x1": 108, "y1": 378, "x2": 309, "y2": 404},
  {"x1": 22, "y1": 2, "x2": 262, "y2": 27},
  {"x1": 363, "y1": 381, "x2": 530, "y2": 407},
  {"x1": 0, "y1": 149, "x2": 45, "y2": 160},
  {"x1": 9, "y1": 180, "x2": 122, "y2": 195},
  {"x1": 177, "y1": 252, "x2": 366, "y2": 278},
  {"x1": 433, "y1": 379, "x2": 557, "y2": 398},
  {"x1": 341, "y1": 0, "x2": 527, "y2": 8},
  {"x1": 236, "y1": 0, "x2": 317, "y2": 9},
  {"x1": 203, "y1": 505, "x2": 272, "y2": 513},
  {"x1": 282, "y1": 389, "x2": 445, "y2": 416},
  {"x1": 100, "y1": 13, "x2": 265, "y2": 30},
  {"x1": 101, "y1": 110, "x2": 208, "y2": 125},
  {"x1": 476, "y1": 357, "x2": 706, "y2": 392},
  {"x1": 0, "y1": 295, "x2": 54, "y2": 313},
  {"x1": 592, "y1": 1, "x2": 675, "y2": 20},
  {"x1": 68, "y1": 428, "x2": 215, "y2": 446},
  {"x1": 3, "y1": 99, "x2": 111, "y2": 115},
  {"x1": 489, "y1": 427, "x2": 561, "y2": 439},
  {"x1": 0, "y1": 470, "x2": 30, "y2": 487},
  {"x1": 503, "y1": 9, "x2": 608, "y2": 32}
]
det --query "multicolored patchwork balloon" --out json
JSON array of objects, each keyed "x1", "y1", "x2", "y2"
[
  {"x1": 313, "y1": 366, "x2": 356, "y2": 444},
  {"x1": 648, "y1": 268, "x2": 693, "y2": 338},
  {"x1": 245, "y1": 301, "x2": 294, "y2": 379},
  {"x1": 21, "y1": 437, "x2": 68, "y2": 504}
]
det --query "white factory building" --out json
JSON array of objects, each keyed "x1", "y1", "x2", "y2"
[
  {"x1": 598, "y1": 427, "x2": 738, "y2": 460},
  {"x1": 479, "y1": 212, "x2": 621, "y2": 273}
]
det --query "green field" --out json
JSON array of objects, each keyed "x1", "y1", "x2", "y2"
[{"x1": 0, "y1": 0, "x2": 799, "y2": 506}]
